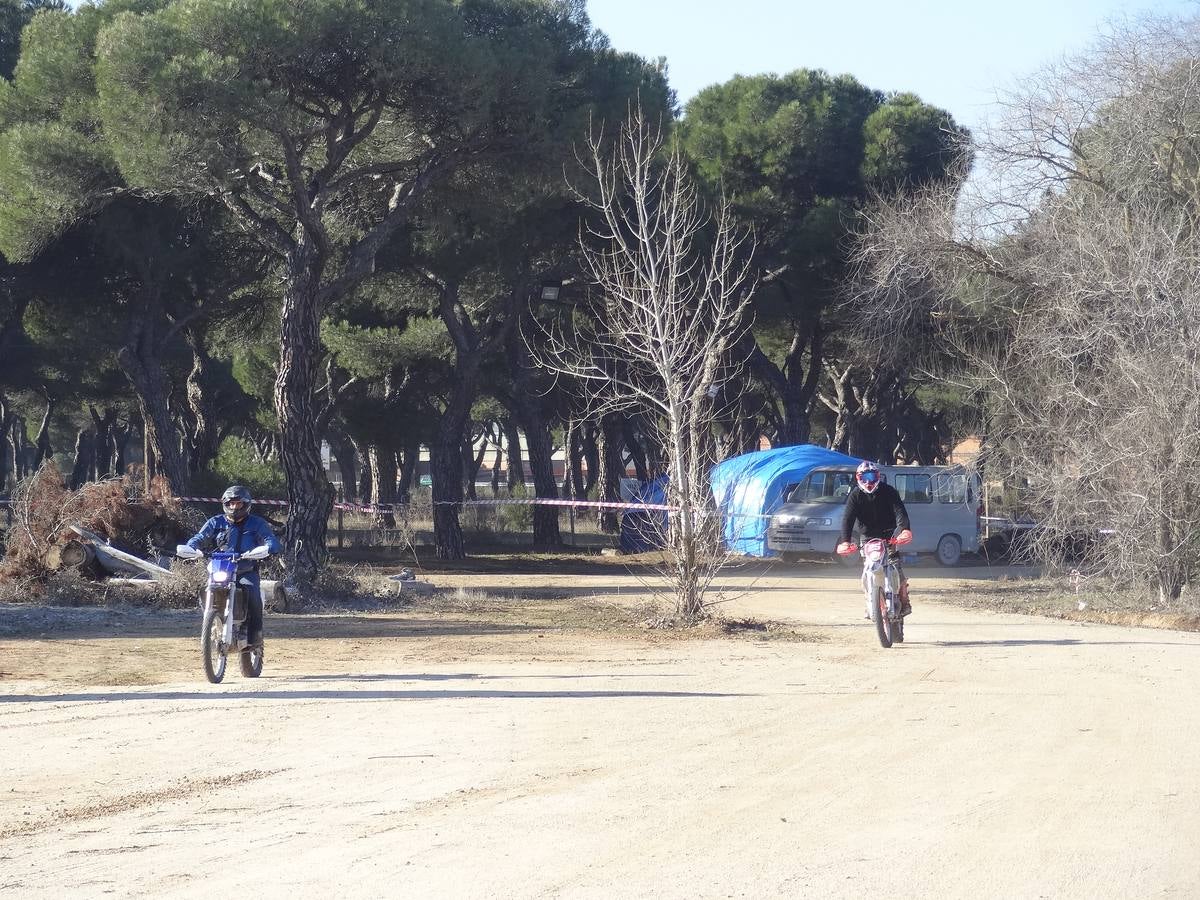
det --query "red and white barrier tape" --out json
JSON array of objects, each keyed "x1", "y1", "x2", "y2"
[
  {"x1": 174, "y1": 495, "x2": 674, "y2": 513},
  {"x1": 176, "y1": 496, "x2": 291, "y2": 507}
]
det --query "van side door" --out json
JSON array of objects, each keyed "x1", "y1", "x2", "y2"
[{"x1": 889, "y1": 471, "x2": 935, "y2": 552}]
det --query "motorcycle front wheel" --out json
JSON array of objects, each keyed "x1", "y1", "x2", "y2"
[
  {"x1": 872, "y1": 586, "x2": 894, "y2": 648},
  {"x1": 201, "y1": 607, "x2": 227, "y2": 683}
]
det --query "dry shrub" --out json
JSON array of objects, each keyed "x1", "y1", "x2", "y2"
[{"x1": 1, "y1": 465, "x2": 189, "y2": 582}]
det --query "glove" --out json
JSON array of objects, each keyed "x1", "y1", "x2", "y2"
[
  {"x1": 894, "y1": 529, "x2": 913, "y2": 545},
  {"x1": 836, "y1": 541, "x2": 857, "y2": 555}
]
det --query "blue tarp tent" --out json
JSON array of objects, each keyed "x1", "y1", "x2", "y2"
[
  {"x1": 710, "y1": 445, "x2": 862, "y2": 557},
  {"x1": 619, "y1": 475, "x2": 669, "y2": 553}
]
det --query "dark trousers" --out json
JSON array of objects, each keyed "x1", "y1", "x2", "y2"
[{"x1": 237, "y1": 572, "x2": 263, "y2": 638}]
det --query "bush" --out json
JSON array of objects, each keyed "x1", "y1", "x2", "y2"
[
  {"x1": 194, "y1": 436, "x2": 286, "y2": 500},
  {"x1": 496, "y1": 484, "x2": 533, "y2": 532}
]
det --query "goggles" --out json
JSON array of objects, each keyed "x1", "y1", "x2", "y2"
[{"x1": 857, "y1": 470, "x2": 879, "y2": 485}]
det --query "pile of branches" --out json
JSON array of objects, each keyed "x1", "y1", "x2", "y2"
[{"x1": 0, "y1": 462, "x2": 193, "y2": 582}]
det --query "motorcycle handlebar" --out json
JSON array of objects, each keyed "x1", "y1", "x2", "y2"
[
  {"x1": 175, "y1": 544, "x2": 271, "y2": 562},
  {"x1": 837, "y1": 531, "x2": 913, "y2": 555}
]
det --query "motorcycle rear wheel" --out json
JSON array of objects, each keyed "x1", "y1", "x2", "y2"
[
  {"x1": 872, "y1": 587, "x2": 894, "y2": 648},
  {"x1": 201, "y1": 607, "x2": 227, "y2": 683},
  {"x1": 240, "y1": 645, "x2": 263, "y2": 678}
]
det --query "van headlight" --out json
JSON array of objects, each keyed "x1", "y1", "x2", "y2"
[
  {"x1": 774, "y1": 514, "x2": 800, "y2": 525},
  {"x1": 805, "y1": 518, "x2": 832, "y2": 527}
]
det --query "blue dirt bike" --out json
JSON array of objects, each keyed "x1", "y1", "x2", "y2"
[{"x1": 176, "y1": 543, "x2": 270, "y2": 683}]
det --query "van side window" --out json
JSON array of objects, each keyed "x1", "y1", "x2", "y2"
[
  {"x1": 933, "y1": 473, "x2": 968, "y2": 504},
  {"x1": 894, "y1": 473, "x2": 932, "y2": 503}
]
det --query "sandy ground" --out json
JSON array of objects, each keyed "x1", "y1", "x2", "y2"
[{"x1": 2, "y1": 560, "x2": 1200, "y2": 899}]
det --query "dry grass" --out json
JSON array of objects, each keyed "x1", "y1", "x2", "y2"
[{"x1": 926, "y1": 572, "x2": 1200, "y2": 631}]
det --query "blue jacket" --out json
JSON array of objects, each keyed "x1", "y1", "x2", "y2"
[{"x1": 188, "y1": 514, "x2": 282, "y2": 572}]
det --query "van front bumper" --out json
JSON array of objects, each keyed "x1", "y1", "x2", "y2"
[{"x1": 767, "y1": 520, "x2": 839, "y2": 554}]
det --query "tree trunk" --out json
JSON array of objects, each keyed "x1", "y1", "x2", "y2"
[
  {"x1": 118, "y1": 322, "x2": 189, "y2": 494},
  {"x1": 183, "y1": 331, "x2": 224, "y2": 478},
  {"x1": 503, "y1": 418, "x2": 525, "y2": 490},
  {"x1": 746, "y1": 318, "x2": 823, "y2": 447},
  {"x1": 275, "y1": 252, "x2": 333, "y2": 582},
  {"x1": 581, "y1": 421, "x2": 599, "y2": 497},
  {"x1": 505, "y1": 318, "x2": 562, "y2": 549},
  {"x1": 0, "y1": 394, "x2": 12, "y2": 493},
  {"x1": 9, "y1": 415, "x2": 28, "y2": 480},
  {"x1": 32, "y1": 393, "x2": 56, "y2": 469},
  {"x1": 69, "y1": 428, "x2": 95, "y2": 489},
  {"x1": 350, "y1": 436, "x2": 371, "y2": 504},
  {"x1": 111, "y1": 420, "x2": 132, "y2": 475},
  {"x1": 520, "y1": 413, "x2": 562, "y2": 549},
  {"x1": 490, "y1": 442, "x2": 503, "y2": 495},
  {"x1": 463, "y1": 430, "x2": 485, "y2": 501},
  {"x1": 142, "y1": 422, "x2": 157, "y2": 490},
  {"x1": 89, "y1": 407, "x2": 119, "y2": 479},
  {"x1": 622, "y1": 417, "x2": 650, "y2": 483},
  {"x1": 596, "y1": 414, "x2": 625, "y2": 533},
  {"x1": 368, "y1": 443, "x2": 397, "y2": 528},
  {"x1": 432, "y1": 281, "x2": 489, "y2": 560},
  {"x1": 432, "y1": 391, "x2": 476, "y2": 559},
  {"x1": 325, "y1": 423, "x2": 359, "y2": 501},
  {"x1": 397, "y1": 435, "x2": 419, "y2": 505},
  {"x1": 561, "y1": 418, "x2": 576, "y2": 499},
  {"x1": 431, "y1": 435, "x2": 465, "y2": 559}
]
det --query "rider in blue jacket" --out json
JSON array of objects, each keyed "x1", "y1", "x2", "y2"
[{"x1": 187, "y1": 485, "x2": 282, "y2": 647}]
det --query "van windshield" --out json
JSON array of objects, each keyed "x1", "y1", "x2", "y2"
[{"x1": 786, "y1": 469, "x2": 855, "y2": 504}]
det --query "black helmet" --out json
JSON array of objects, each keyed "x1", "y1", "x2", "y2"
[{"x1": 221, "y1": 485, "x2": 252, "y2": 521}]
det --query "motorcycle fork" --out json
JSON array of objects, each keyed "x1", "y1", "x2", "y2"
[
  {"x1": 222, "y1": 585, "x2": 237, "y2": 648},
  {"x1": 882, "y1": 564, "x2": 898, "y2": 616}
]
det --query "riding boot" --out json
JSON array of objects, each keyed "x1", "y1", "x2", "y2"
[{"x1": 900, "y1": 581, "x2": 912, "y2": 616}]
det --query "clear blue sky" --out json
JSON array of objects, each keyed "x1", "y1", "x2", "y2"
[{"x1": 585, "y1": 0, "x2": 1198, "y2": 129}]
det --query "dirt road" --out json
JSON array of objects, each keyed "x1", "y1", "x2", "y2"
[{"x1": 2, "y1": 563, "x2": 1199, "y2": 898}]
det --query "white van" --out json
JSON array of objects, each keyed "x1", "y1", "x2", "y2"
[{"x1": 766, "y1": 464, "x2": 982, "y2": 565}]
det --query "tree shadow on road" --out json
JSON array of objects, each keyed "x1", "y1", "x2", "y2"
[
  {"x1": 290, "y1": 672, "x2": 692, "y2": 682},
  {"x1": 1, "y1": 686, "x2": 750, "y2": 704},
  {"x1": 925, "y1": 638, "x2": 1200, "y2": 648}
]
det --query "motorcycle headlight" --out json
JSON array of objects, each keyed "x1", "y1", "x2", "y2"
[{"x1": 212, "y1": 570, "x2": 230, "y2": 583}]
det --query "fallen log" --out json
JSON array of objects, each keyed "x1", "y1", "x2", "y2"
[
  {"x1": 59, "y1": 539, "x2": 96, "y2": 569},
  {"x1": 69, "y1": 525, "x2": 178, "y2": 582},
  {"x1": 262, "y1": 579, "x2": 288, "y2": 613}
]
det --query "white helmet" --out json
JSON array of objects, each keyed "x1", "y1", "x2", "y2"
[{"x1": 855, "y1": 461, "x2": 882, "y2": 495}]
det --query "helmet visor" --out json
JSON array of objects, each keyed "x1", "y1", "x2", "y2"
[{"x1": 223, "y1": 499, "x2": 246, "y2": 511}]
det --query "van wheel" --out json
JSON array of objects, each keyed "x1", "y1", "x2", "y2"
[{"x1": 936, "y1": 534, "x2": 962, "y2": 566}]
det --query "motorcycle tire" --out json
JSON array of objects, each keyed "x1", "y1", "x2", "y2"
[
  {"x1": 240, "y1": 645, "x2": 263, "y2": 678},
  {"x1": 201, "y1": 607, "x2": 227, "y2": 683},
  {"x1": 872, "y1": 587, "x2": 894, "y2": 649}
]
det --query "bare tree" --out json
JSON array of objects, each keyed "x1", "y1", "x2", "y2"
[
  {"x1": 849, "y1": 13, "x2": 1200, "y2": 603},
  {"x1": 531, "y1": 108, "x2": 756, "y2": 620}
]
